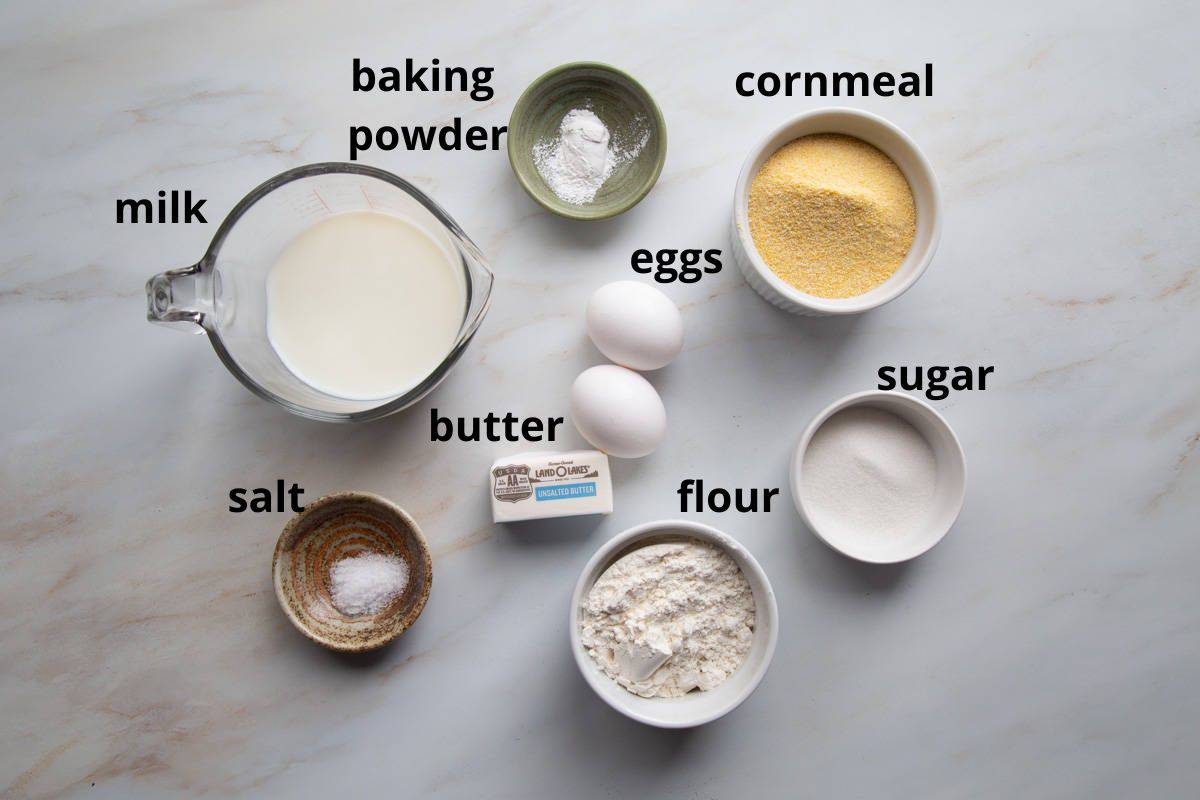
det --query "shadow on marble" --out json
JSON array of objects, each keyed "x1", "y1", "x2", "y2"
[
  {"x1": 263, "y1": 583, "x2": 432, "y2": 673},
  {"x1": 520, "y1": 201, "x2": 639, "y2": 251},
  {"x1": 785, "y1": 305, "x2": 869, "y2": 344},
  {"x1": 537, "y1": 610, "x2": 774, "y2": 772},
  {"x1": 757, "y1": 296, "x2": 869, "y2": 356},
  {"x1": 548, "y1": 635, "x2": 703, "y2": 749},
  {"x1": 497, "y1": 514, "x2": 606, "y2": 547},
  {"x1": 607, "y1": 448, "x2": 652, "y2": 489},
  {"x1": 788, "y1": 520, "x2": 916, "y2": 598},
  {"x1": 196, "y1": 387, "x2": 441, "y2": 488},
  {"x1": 729, "y1": 288, "x2": 868, "y2": 393}
]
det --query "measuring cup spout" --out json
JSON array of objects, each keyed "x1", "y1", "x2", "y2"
[
  {"x1": 145, "y1": 263, "x2": 208, "y2": 332},
  {"x1": 458, "y1": 241, "x2": 494, "y2": 345}
]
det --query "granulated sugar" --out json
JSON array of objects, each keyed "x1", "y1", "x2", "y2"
[
  {"x1": 801, "y1": 406, "x2": 937, "y2": 540},
  {"x1": 329, "y1": 552, "x2": 409, "y2": 616}
]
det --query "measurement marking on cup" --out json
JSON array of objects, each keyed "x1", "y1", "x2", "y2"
[{"x1": 312, "y1": 189, "x2": 331, "y2": 212}]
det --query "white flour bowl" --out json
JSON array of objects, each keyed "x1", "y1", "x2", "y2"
[
  {"x1": 570, "y1": 520, "x2": 778, "y2": 728},
  {"x1": 791, "y1": 391, "x2": 966, "y2": 563},
  {"x1": 731, "y1": 108, "x2": 942, "y2": 316}
]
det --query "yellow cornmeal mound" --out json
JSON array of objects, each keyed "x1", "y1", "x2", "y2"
[{"x1": 748, "y1": 134, "x2": 916, "y2": 299}]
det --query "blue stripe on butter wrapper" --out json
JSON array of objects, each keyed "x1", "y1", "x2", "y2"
[{"x1": 534, "y1": 482, "x2": 597, "y2": 502}]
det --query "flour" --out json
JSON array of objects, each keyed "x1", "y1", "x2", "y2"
[
  {"x1": 580, "y1": 540, "x2": 756, "y2": 698},
  {"x1": 533, "y1": 107, "x2": 649, "y2": 205}
]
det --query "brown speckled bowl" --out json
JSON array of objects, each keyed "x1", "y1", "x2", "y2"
[{"x1": 272, "y1": 492, "x2": 432, "y2": 652}]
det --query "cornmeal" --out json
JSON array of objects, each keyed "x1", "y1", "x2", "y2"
[{"x1": 748, "y1": 134, "x2": 916, "y2": 299}]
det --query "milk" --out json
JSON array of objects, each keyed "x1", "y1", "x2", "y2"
[{"x1": 266, "y1": 211, "x2": 465, "y2": 400}]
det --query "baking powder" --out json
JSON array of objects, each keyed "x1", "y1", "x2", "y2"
[{"x1": 533, "y1": 107, "x2": 649, "y2": 205}]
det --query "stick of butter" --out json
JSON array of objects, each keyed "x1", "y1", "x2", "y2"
[{"x1": 490, "y1": 450, "x2": 613, "y2": 523}]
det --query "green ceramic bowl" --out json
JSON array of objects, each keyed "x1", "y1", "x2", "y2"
[{"x1": 507, "y1": 62, "x2": 666, "y2": 221}]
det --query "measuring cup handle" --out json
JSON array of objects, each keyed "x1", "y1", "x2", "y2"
[{"x1": 145, "y1": 263, "x2": 207, "y2": 331}]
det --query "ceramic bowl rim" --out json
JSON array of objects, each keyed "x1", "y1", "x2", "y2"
[
  {"x1": 506, "y1": 60, "x2": 667, "y2": 221},
  {"x1": 272, "y1": 490, "x2": 432, "y2": 652},
  {"x1": 790, "y1": 390, "x2": 967, "y2": 563},
  {"x1": 569, "y1": 519, "x2": 779, "y2": 728},
  {"x1": 733, "y1": 107, "x2": 942, "y2": 315}
]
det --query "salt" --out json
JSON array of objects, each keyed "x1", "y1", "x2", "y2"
[{"x1": 329, "y1": 552, "x2": 409, "y2": 616}]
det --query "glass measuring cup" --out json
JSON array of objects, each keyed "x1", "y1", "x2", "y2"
[{"x1": 145, "y1": 163, "x2": 493, "y2": 422}]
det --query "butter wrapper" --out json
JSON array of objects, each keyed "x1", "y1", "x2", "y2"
[{"x1": 490, "y1": 450, "x2": 613, "y2": 523}]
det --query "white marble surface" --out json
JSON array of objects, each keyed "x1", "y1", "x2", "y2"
[{"x1": 2, "y1": 1, "x2": 1198, "y2": 797}]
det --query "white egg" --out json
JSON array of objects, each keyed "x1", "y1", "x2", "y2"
[
  {"x1": 586, "y1": 281, "x2": 683, "y2": 371},
  {"x1": 570, "y1": 365, "x2": 667, "y2": 458}
]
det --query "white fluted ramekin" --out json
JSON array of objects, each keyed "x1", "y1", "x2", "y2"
[{"x1": 731, "y1": 108, "x2": 942, "y2": 316}]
